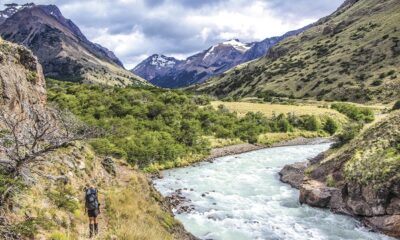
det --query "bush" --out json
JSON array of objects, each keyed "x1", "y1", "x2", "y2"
[
  {"x1": 90, "y1": 138, "x2": 126, "y2": 159},
  {"x1": 305, "y1": 116, "x2": 321, "y2": 131},
  {"x1": 392, "y1": 100, "x2": 400, "y2": 111},
  {"x1": 331, "y1": 103, "x2": 374, "y2": 123},
  {"x1": 323, "y1": 117, "x2": 339, "y2": 135},
  {"x1": 47, "y1": 186, "x2": 79, "y2": 213},
  {"x1": 278, "y1": 118, "x2": 293, "y2": 132},
  {"x1": 333, "y1": 123, "x2": 362, "y2": 148},
  {"x1": 326, "y1": 174, "x2": 336, "y2": 187}
]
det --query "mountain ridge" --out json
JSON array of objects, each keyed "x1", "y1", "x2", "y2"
[
  {"x1": 0, "y1": 3, "x2": 146, "y2": 86},
  {"x1": 132, "y1": 26, "x2": 311, "y2": 88},
  {"x1": 194, "y1": 0, "x2": 400, "y2": 103}
]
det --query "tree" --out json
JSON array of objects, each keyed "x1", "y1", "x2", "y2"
[
  {"x1": 0, "y1": 107, "x2": 95, "y2": 205},
  {"x1": 305, "y1": 116, "x2": 321, "y2": 131},
  {"x1": 323, "y1": 118, "x2": 339, "y2": 135}
]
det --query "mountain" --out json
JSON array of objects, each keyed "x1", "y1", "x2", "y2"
[
  {"x1": 132, "y1": 54, "x2": 183, "y2": 84},
  {"x1": 0, "y1": 3, "x2": 146, "y2": 86},
  {"x1": 133, "y1": 27, "x2": 310, "y2": 88},
  {"x1": 195, "y1": 0, "x2": 400, "y2": 103}
]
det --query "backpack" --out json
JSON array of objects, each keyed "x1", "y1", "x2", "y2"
[{"x1": 85, "y1": 188, "x2": 99, "y2": 211}]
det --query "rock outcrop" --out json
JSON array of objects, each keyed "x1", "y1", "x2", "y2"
[
  {"x1": 278, "y1": 162, "x2": 307, "y2": 189},
  {"x1": 281, "y1": 111, "x2": 400, "y2": 238},
  {"x1": 0, "y1": 38, "x2": 46, "y2": 113}
]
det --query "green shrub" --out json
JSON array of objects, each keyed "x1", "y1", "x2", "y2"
[
  {"x1": 331, "y1": 103, "x2": 374, "y2": 123},
  {"x1": 90, "y1": 138, "x2": 126, "y2": 159},
  {"x1": 323, "y1": 117, "x2": 339, "y2": 135},
  {"x1": 305, "y1": 116, "x2": 321, "y2": 131},
  {"x1": 392, "y1": 100, "x2": 400, "y2": 111},
  {"x1": 47, "y1": 186, "x2": 79, "y2": 213},
  {"x1": 333, "y1": 123, "x2": 362, "y2": 148},
  {"x1": 326, "y1": 175, "x2": 336, "y2": 187}
]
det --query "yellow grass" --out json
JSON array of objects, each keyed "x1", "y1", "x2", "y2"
[
  {"x1": 104, "y1": 174, "x2": 176, "y2": 240},
  {"x1": 204, "y1": 136, "x2": 244, "y2": 148},
  {"x1": 258, "y1": 131, "x2": 328, "y2": 146},
  {"x1": 211, "y1": 101, "x2": 348, "y2": 122}
]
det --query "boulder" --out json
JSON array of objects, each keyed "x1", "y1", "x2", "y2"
[
  {"x1": 299, "y1": 180, "x2": 332, "y2": 208},
  {"x1": 279, "y1": 161, "x2": 308, "y2": 189},
  {"x1": 299, "y1": 179, "x2": 346, "y2": 213},
  {"x1": 364, "y1": 215, "x2": 400, "y2": 238}
]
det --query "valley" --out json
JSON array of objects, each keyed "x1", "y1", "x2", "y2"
[{"x1": 0, "y1": 0, "x2": 399, "y2": 239}]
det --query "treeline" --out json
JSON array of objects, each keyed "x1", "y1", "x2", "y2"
[{"x1": 47, "y1": 80, "x2": 339, "y2": 169}]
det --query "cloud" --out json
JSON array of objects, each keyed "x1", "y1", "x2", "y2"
[{"x1": 1, "y1": 0, "x2": 344, "y2": 69}]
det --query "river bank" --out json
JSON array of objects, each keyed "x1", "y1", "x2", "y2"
[
  {"x1": 206, "y1": 137, "x2": 333, "y2": 162},
  {"x1": 153, "y1": 143, "x2": 392, "y2": 240}
]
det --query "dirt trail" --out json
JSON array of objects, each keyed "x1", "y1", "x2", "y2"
[{"x1": 76, "y1": 164, "x2": 133, "y2": 239}]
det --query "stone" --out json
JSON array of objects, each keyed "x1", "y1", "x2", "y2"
[
  {"x1": 279, "y1": 161, "x2": 308, "y2": 189},
  {"x1": 300, "y1": 180, "x2": 332, "y2": 208},
  {"x1": 364, "y1": 215, "x2": 400, "y2": 238},
  {"x1": 386, "y1": 198, "x2": 400, "y2": 215}
]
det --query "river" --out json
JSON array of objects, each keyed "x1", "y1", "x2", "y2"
[{"x1": 154, "y1": 143, "x2": 395, "y2": 240}]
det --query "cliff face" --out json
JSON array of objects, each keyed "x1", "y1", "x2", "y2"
[
  {"x1": 282, "y1": 110, "x2": 400, "y2": 237},
  {"x1": 0, "y1": 38, "x2": 46, "y2": 113}
]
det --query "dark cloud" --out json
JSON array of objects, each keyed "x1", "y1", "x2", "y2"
[{"x1": 1, "y1": 0, "x2": 344, "y2": 68}]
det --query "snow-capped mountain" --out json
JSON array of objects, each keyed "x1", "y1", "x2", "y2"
[
  {"x1": 133, "y1": 54, "x2": 182, "y2": 81},
  {"x1": 0, "y1": 3, "x2": 145, "y2": 85},
  {"x1": 0, "y1": 3, "x2": 34, "y2": 24},
  {"x1": 132, "y1": 27, "x2": 311, "y2": 88}
]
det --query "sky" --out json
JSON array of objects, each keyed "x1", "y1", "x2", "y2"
[{"x1": 2, "y1": 0, "x2": 344, "y2": 69}]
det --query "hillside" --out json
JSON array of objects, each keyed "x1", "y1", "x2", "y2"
[
  {"x1": 0, "y1": 38, "x2": 192, "y2": 239},
  {"x1": 132, "y1": 26, "x2": 309, "y2": 89},
  {"x1": 0, "y1": 4, "x2": 146, "y2": 86},
  {"x1": 195, "y1": 0, "x2": 400, "y2": 103},
  {"x1": 298, "y1": 109, "x2": 400, "y2": 237}
]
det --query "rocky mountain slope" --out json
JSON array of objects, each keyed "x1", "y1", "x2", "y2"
[
  {"x1": 0, "y1": 3, "x2": 146, "y2": 86},
  {"x1": 0, "y1": 37, "x2": 46, "y2": 113},
  {"x1": 195, "y1": 0, "x2": 400, "y2": 103},
  {"x1": 280, "y1": 109, "x2": 400, "y2": 238},
  {"x1": 0, "y1": 38, "x2": 192, "y2": 239},
  {"x1": 133, "y1": 26, "x2": 310, "y2": 88}
]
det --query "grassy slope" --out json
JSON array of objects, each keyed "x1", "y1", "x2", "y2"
[
  {"x1": 196, "y1": 0, "x2": 400, "y2": 103},
  {"x1": 311, "y1": 110, "x2": 400, "y2": 187},
  {"x1": 211, "y1": 101, "x2": 347, "y2": 121},
  {"x1": 8, "y1": 142, "x2": 190, "y2": 239}
]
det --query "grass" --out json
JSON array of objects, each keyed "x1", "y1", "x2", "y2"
[
  {"x1": 204, "y1": 136, "x2": 244, "y2": 148},
  {"x1": 318, "y1": 110, "x2": 400, "y2": 188},
  {"x1": 197, "y1": 0, "x2": 400, "y2": 103},
  {"x1": 3, "y1": 142, "x2": 183, "y2": 239},
  {"x1": 104, "y1": 174, "x2": 177, "y2": 240},
  {"x1": 211, "y1": 101, "x2": 348, "y2": 122},
  {"x1": 144, "y1": 153, "x2": 207, "y2": 173},
  {"x1": 257, "y1": 131, "x2": 327, "y2": 146}
]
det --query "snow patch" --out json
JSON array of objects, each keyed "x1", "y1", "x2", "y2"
[
  {"x1": 203, "y1": 39, "x2": 251, "y2": 60},
  {"x1": 150, "y1": 55, "x2": 176, "y2": 68},
  {"x1": 222, "y1": 39, "x2": 251, "y2": 52}
]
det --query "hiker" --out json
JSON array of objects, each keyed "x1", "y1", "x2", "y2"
[{"x1": 85, "y1": 186, "x2": 100, "y2": 238}]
